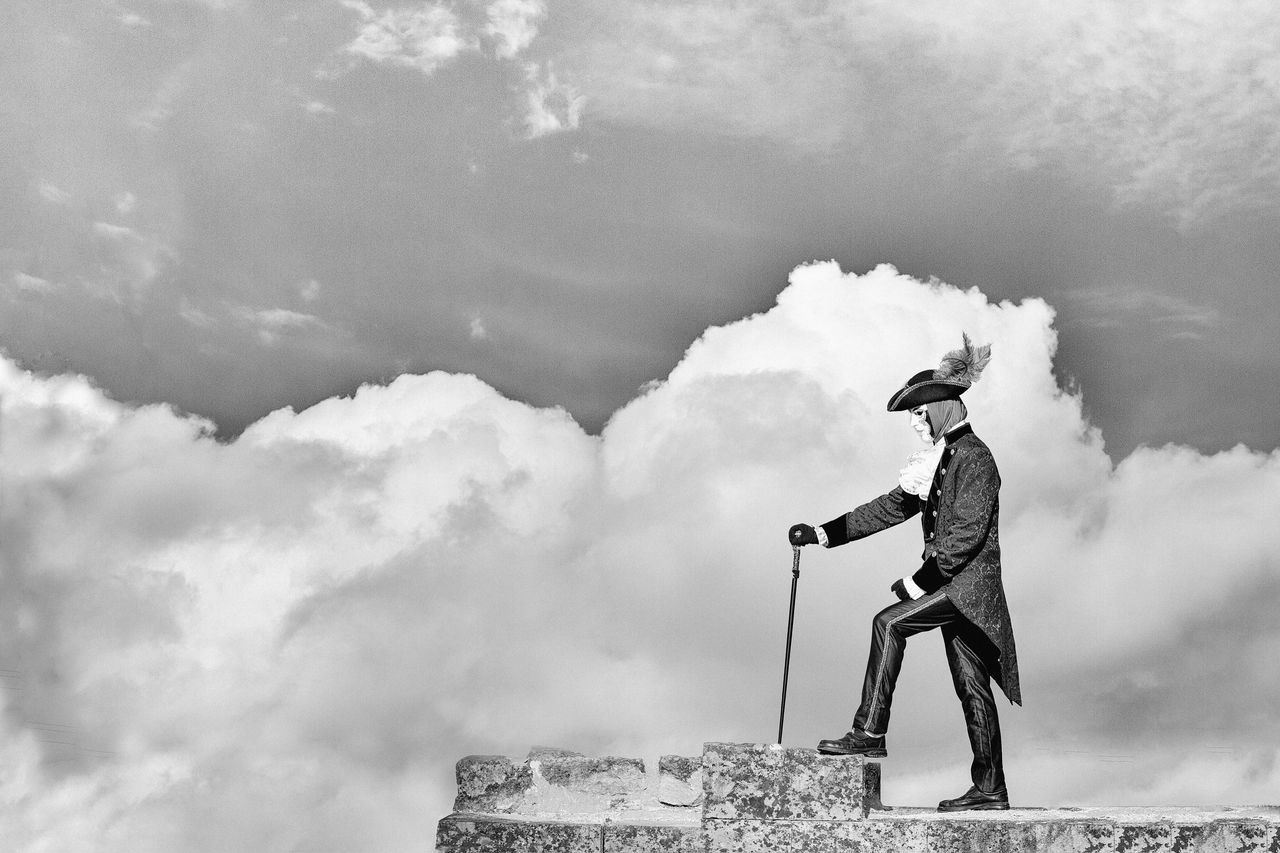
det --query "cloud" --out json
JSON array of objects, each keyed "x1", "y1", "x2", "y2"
[
  {"x1": 89, "y1": 220, "x2": 176, "y2": 298},
  {"x1": 338, "y1": 0, "x2": 546, "y2": 71},
  {"x1": 102, "y1": 0, "x2": 151, "y2": 28},
  {"x1": 340, "y1": 1, "x2": 475, "y2": 75},
  {"x1": 178, "y1": 299, "x2": 217, "y2": 328},
  {"x1": 299, "y1": 279, "x2": 322, "y2": 303},
  {"x1": 232, "y1": 305, "x2": 333, "y2": 346},
  {"x1": 484, "y1": 0, "x2": 545, "y2": 60},
  {"x1": 25, "y1": 176, "x2": 176, "y2": 302},
  {"x1": 976, "y1": 0, "x2": 1280, "y2": 227},
  {"x1": 332, "y1": 0, "x2": 568, "y2": 136},
  {"x1": 551, "y1": 1, "x2": 856, "y2": 149},
  {"x1": 521, "y1": 61, "x2": 584, "y2": 138},
  {"x1": 37, "y1": 181, "x2": 74, "y2": 206},
  {"x1": 131, "y1": 60, "x2": 196, "y2": 133},
  {"x1": 1, "y1": 263, "x2": 1277, "y2": 849},
  {"x1": 303, "y1": 99, "x2": 336, "y2": 115},
  {"x1": 545, "y1": 0, "x2": 1280, "y2": 224},
  {"x1": 9, "y1": 272, "x2": 56, "y2": 294},
  {"x1": 1060, "y1": 287, "x2": 1224, "y2": 338}
]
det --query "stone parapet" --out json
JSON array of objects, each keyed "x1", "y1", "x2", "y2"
[
  {"x1": 437, "y1": 743, "x2": 1280, "y2": 852},
  {"x1": 453, "y1": 748, "x2": 655, "y2": 817}
]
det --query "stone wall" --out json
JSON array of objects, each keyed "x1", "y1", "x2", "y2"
[{"x1": 437, "y1": 743, "x2": 1280, "y2": 852}]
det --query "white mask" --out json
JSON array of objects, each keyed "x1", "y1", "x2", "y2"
[{"x1": 909, "y1": 406, "x2": 933, "y2": 445}]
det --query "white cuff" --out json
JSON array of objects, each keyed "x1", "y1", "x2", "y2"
[
  {"x1": 813, "y1": 524, "x2": 829, "y2": 547},
  {"x1": 903, "y1": 576, "x2": 926, "y2": 600}
]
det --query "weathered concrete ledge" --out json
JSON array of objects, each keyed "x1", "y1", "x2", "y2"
[{"x1": 436, "y1": 743, "x2": 1280, "y2": 852}]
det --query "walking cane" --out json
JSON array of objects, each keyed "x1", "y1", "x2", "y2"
[{"x1": 777, "y1": 545, "x2": 801, "y2": 745}]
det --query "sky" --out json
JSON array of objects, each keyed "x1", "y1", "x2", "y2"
[{"x1": 1, "y1": 1, "x2": 1280, "y2": 851}]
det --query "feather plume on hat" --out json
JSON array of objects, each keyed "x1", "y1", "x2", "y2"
[{"x1": 933, "y1": 332, "x2": 991, "y2": 388}]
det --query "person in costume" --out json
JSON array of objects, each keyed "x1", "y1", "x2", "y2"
[{"x1": 788, "y1": 333, "x2": 1021, "y2": 813}]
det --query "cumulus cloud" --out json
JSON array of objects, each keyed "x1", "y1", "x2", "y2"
[{"x1": 1, "y1": 263, "x2": 1277, "y2": 849}]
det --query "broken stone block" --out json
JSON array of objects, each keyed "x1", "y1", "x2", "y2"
[
  {"x1": 701, "y1": 742, "x2": 877, "y2": 822},
  {"x1": 527, "y1": 754, "x2": 648, "y2": 811},
  {"x1": 453, "y1": 754, "x2": 534, "y2": 814},
  {"x1": 657, "y1": 755, "x2": 704, "y2": 807}
]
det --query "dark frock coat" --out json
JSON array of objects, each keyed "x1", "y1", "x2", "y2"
[{"x1": 823, "y1": 424, "x2": 1021, "y2": 705}]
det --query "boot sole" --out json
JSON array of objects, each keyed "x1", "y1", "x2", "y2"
[
  {"x1": 817, "y1": 747, "x2": 888, "y2": 757},
  {"x1": 937, "y1": 801, "x2": 1009, "y2": 812}
]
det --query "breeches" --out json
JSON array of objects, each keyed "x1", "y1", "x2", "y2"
[{"x1": 852, "y1": 590, "x2": 1005, "y2": 792}]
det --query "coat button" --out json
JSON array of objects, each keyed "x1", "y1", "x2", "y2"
[
  {"x1": 932, "y1": 510, "x2": 938, "y2": 516},
  {"x1": 940, "y1": 468, "x2": 946, "y2": 474}
]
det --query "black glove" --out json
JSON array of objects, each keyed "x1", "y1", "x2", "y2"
[
  {"x1": 788, "y1": 523, "x2": 818, "y2": 547},
  {"x1": 890, "y1": 578, "x2": 910, "y2": 602}
]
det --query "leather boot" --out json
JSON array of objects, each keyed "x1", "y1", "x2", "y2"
[
  {"x1": 816, "y1": 731, "x2": 887, "y2": 757},
  {"x1": 937, "y1": 785, "x2": 1009, "y2": 812}
]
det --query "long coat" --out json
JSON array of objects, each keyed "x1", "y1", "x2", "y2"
[{"x1": 825, "y1": 424, "x2": 1021, "y2": 705}]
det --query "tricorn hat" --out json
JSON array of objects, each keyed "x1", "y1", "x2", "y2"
[{"x1": 886, "y1": 333, "x2": 992, "y2": 412}]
